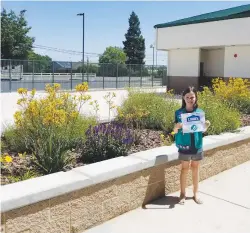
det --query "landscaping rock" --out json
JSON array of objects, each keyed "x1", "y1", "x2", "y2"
[
  {"x1": 128, "y1": 129, "x2": 164, "y2": 154},
  {"x1": 241, "y1": 114, "x2": 250, "y2": 126}
]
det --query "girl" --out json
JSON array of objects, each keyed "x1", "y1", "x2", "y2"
[{"x1": 173, "y1": 86, "x2": 210, "y2": 205}]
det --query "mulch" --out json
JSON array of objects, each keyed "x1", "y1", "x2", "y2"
[{"x1": 240, "y1": 114, "x2": 250, "y2": 127}]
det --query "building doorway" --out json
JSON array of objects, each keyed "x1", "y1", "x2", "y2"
[{"x1": 198, "y1": 62, "x2": 206, "y2": 90}]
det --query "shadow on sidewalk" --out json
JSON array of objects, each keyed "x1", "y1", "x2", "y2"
[
  {"x1": 139, "y1": 154, "x2": 182, "y2": 210},
  {"x1": 144, "y1": 195, "x2": 200, "y2": 209},
  {"x1": 143, "y1": 196, "x2": 180, "y2": 209}
]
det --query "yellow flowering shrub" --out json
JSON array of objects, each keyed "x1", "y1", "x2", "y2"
[
  {"x1": 198, "y1": 87, "x2": 241, "y2": 135},
  {"x1": 14, "y1": 83, "x2": 95, "y2": 129},
  {"x1": 0, "y1": 154, "x2": 13, "y2": 163},
  {"x1": 3, "y1": 83, "x2": 97, "y2": 174},
  {"x1": 160, "y1": 132, "x2": 175, "y2": 146},
  {"x1": 212, "y1": 78, "x2": 250, "y2": 114},
  {"x1": 0, "y1": 153, "x2": 13, "y2": 174},
  {"x1": 15, "y1": 84, "x2": 89, "y2": 128},
  {"x1": 213, "y1": 78, "x2": 250, "y2": 98},
  {"x1": 0, "y1": 152, "x2": 40, "y2": 184},
  {"x1": 75, "y1": 82, "x2": 89, "y2": 92}
]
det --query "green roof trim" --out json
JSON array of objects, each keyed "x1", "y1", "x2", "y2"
[{"x1": 154, "y1": 4, "x2": 250, "y2": 28}]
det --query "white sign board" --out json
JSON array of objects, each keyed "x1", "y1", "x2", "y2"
[{"x1": 181, "y1": 112, "x2": 206, "y2": 133}]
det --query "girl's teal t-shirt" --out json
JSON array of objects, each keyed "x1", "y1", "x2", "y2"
[{"x1": 174, "y1": 107, "x2": 204, "y2": 154}]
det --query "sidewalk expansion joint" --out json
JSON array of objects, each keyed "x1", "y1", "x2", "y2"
[{"x1": 198, "y1": 190, "x2": 250, "y2": 210}]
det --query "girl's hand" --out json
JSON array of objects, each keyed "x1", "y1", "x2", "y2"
[
  {"x1": 176, "y1": 123, "x2": 183, "y2": 129},
  {"x1": 173, "y1": 123, "x2": 182, "y2": 133},
  {"x1": 204, "y1": 120, "x2": 211, "y2": 132},
  {"x1": 205, "y1": 120, "x2": 211, "y2": 128}
]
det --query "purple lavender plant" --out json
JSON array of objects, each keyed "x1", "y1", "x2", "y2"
[{"x1": 81, "y1": 122, "x2": 135, "y2": 163}]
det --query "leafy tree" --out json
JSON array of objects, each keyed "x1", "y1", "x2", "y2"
[
  {"x1": 99, "y1": 46, "x2": 126, "y2": 64},
  {"x1": 123, "y1": 11, "x2": 146, "y2": 65},
  {"x1": 98, "y1": 46, "x2": 127, "y2": 77},
  {"x1": 77, "y1": 63, "x2": 99, "y2": 74},
  {"x1": 27, "y1": 51, "x2": 52, "y2": 72},
  {"x1": 1, "y1": 8, "x2": 35, "y2": 59}
]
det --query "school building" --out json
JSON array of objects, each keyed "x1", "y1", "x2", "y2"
[{"x1": 154, "y1": 4, "x2": 250, "y2": 92}]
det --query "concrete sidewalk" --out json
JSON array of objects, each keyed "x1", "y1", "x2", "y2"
[{"x1": 84, "y1": 161, "x2": 250, "y2": 233}]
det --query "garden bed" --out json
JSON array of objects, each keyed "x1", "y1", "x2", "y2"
[
  {"x1": 0, "y1": 125, "x2": 166, "y2": 185},
  {"x1": 1, "y1": 78, "x2": 250, "y2": 186},
  {"x1": 1, "y1": 114, "x2": 250, "y2": 186}
]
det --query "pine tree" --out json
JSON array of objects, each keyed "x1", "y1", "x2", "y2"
[{"x1": 123, "y1": 11, "x2": 146, "y2": 65}]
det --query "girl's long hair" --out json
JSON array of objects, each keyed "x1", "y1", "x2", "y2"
[{"x1": 181, "y1": 86, "x2": 198, "y2": 109}]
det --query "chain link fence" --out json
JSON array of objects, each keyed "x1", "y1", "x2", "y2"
[{"x1": 1, "y1": 59, "x2": 167, "y2": 93}]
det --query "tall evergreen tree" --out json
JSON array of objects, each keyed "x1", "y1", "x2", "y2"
[{"x1": 123, "y1": 11, "x2": 145, "y2": 65}]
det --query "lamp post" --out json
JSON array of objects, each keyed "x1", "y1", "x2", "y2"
[
  {"x1": 150, "y1": 44, "x2": 155, "y2": 86},
  {"x1": 77, "y1": 13, "x2": 85, "y2": 82},
  {"x1": 156, "y1": 50, "x2": 158, "y2": 66},
  {"x1": 150, "y1": 44, "x2": 155, "y2": 67}
]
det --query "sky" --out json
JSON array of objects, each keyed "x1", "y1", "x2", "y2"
[{"x1": 2, "y1": 1, "x2": 250, "y2": 65}]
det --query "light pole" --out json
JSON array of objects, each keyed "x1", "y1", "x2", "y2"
[
  {"x1": 150, "y1": 44, "x2": 155, "y2": 67},
  {"x1": 150, "y1": 44, "x2": 155, "y2": 85},
  {"x1": 156, "y1": 50, "x2": 158, "y2": 66},
  {"x1": 77, "y1": 13, "x2": 85, "y2": 82}
]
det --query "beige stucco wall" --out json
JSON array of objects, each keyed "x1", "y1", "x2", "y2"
[
  {"x1": 1, "y1": 139, "x2": 250, "y2": 233},
  {"x1": 156, "y1": 17, "x2": 250, "y2": 50},
  {"x1": 168, "y1": 49, "x2": 200, "y2": 76},
  {"x1": 224, "y1": 45, "x2": 250, "y2": 78}
]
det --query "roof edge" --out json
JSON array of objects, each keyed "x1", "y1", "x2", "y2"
[{"x1": 154, "y1": 4, "x2": 250, "y2": 29}]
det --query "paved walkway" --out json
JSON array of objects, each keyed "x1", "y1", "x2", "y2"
[{"x1": 84, "y1": 161, "x2": 250, "y2": 233}]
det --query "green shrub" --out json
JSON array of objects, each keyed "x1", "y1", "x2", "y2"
[
  {"x1": 1, "y1": 115, "x2": 97, "y2": 156},
  {"x1": 2, "y1": 125, "x2": 28, "y2": 153},
  {"x1": 230, "y1": 96, "x2": 250, "y2": 114},
  {"x1": 117, "y1": 90, "x2": 179, "y2": 132},
  {"x1": 7, "y1": 170, "x2": 39, "y2": 184},
  {"x1": 30, "y1": 131, "x2": 75, "y2": 174},
  {"x1": 63, "y1": 115, "x2": 98, "y2": 148},
  {"x1": 198, "y1": 87, "x2": 241, "y2": 135}
]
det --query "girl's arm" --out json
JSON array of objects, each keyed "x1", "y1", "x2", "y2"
[
  {"x1": 173, "y1": 112, "x2": 182, "y2": 134},
  {"x1": 173, "y1": 123, "x2": 182, "y2": 134}
]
